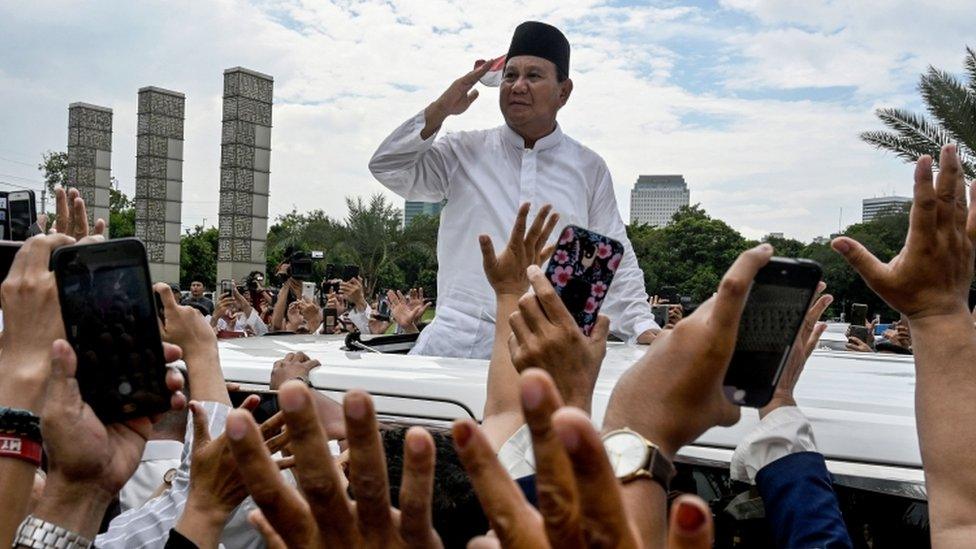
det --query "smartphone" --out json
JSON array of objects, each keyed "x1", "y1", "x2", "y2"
[
  {"x1": 723, "y1": 257, "x2": 823, "y2": 408},
  {"x1": 651, "y1": 305, "x2": 669, "y2": 327},
  {"x1": 0, "y1": 241, "x2": 22, "y2": 285},
  {"x1": 658, "y1": 286, "x2": 680, "y2": 304},
  {"x1": 220, "y1": 279, "x2": 234, "y2": 300},
  {"x1": 323, "y1": 307, "x2": 338, "y2": 332},
  {"x1": 302, "y1": 281, "x2": 316, "y2": 301},
  {"x1": 8, "y1": 190, "x2": 37, "y2": 241},
  {"x1": 51, "y1": 238, "x2": 170, "y2": 423},
  {"x1": 228, "y1": 388, "x2": 279, "y2": 423},
  {"x1": 342, "y1": 265, "x2": 360, "y2": 281},
  {"x1": 544, "y1": 225, "x2": 624, "y2": 335},
  {"x1": 0, "y1": 192, "x2": 9, "y2": 240},
  {"x1": 848, "y1": 303, "x2": 870, "y2": 343},
  {"x1": 375, "y1": 298, "x2": 392, "y2": 322}
]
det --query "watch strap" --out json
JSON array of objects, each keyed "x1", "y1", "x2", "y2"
[
  {"x1": 14, "y1": 515, "x2": 92, "y2": 549},
  {"x1": 0, "y1": 407, "x2": 42, "y2": 443},
  {"x1": 0, "y1": 435, "x2": 43, "y2": 467},
  {"x1": 645, "y1": 445, "x2": 676, "y2": 492}
]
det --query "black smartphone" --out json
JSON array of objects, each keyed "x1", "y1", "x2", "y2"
[
  {"x1": 0, "y1": 191, "x2": 9, "y2": 240},
  {"x1": 51, "y1": 238, "x2": 171, "y2": 423},
  {"x1": 323, "y1": 307, "x2": 338, "y2": 332},
  {"x1": 723, "y1": 257, "x2": 823, "y2": 408},
  {"x1": 8, "y1": 190, "x2": 37, "y2": 241},
  {"x1": 229, "y1": 388, "x2": 280, "y2": 423},
  {"x1": 220, "y1": 279, "x2": 234, "y2": 300},
  {"x1": 651, "y1": 304, "x2": 669, "y2": 327},
  {"x1": 0, "y1": 241, "x2": 22, "y2": 285},
  {"x1": 342, "y1": 265, "x2": 360, "y2": 281},
  {"x1": 658, "y1": 286, "x2": 680, "y2": 304},
  {"x1": 848, "y1": 303, "x2": 870, "y2": 343}
]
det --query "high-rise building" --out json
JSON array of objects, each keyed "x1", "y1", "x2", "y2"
[
  {"x1": 404, "y1": 200, "x2": 444, "y2": 226},
  {"x1": 862, "y1": 196, "x2": 911, "y2": 222},
  {"x1": 629, "y1": 175, "x2": 690, "y2": 226}
]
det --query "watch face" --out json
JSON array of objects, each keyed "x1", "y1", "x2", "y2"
[{"x1": 603, "y1": 430, "x2": 650, "y2": 477}]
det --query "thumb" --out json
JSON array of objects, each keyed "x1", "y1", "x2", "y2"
[
  {"x1": 189, "y1": 401, "x2": 212, "y2": 448},
  {"x1": 668, "y1": 495, "x2": 713, "y2": 549},
  {"x1": 46, "y1": 339, "x2": 78, "y2": 403},
  {"x1": 589, "y1": 314, "x2": 611, "y2": 343},
  {"x1": 831, "y1": 237, "x2": 886, "y2": 285}
]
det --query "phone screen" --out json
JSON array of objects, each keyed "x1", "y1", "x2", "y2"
[
  {"x1": 53, "y1": 239, "x2": 169, "y2": 423},
  {"x1": 342, "y1": 265, "x2": 360, "y2": 281},
  {"x1": 8, "y1": 192, "x2": 35, "y2": 241},
  {"x1": 723, "y1": 258, "x2": 822, "y2": 407},
  {"x1": 220, "y1": 279, "x2": 234, "y2": 299},
  {"x1": 850, "y1": 304, "x2": 868, "y2": 327},
  {"x1": 651, "y1": 305, "x2": 669, "y2": 327},
  {"x1": 544, "y1": 225, "x2": 624, "y2": 336}
]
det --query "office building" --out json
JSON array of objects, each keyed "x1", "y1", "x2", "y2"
[
  {"x1": 862, "y1": 196, "x2": 911, "y2": 222},
  {"x1": 404, "y1": 200, "x2": 444, "y2": 226},
  {"x1": 629, "y1": 175, "x2": 690, "y2": 226}
]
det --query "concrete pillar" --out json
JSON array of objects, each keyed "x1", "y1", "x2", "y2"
[
  {"x1": 66, "y1": 103, "x2": 112, "y2": 230},
  {"x1": 216, "y1": 67, "x2": 273, "y2": 283},
  {"x1": 134, "y1": 87, "x2": 185, "y2": 284}
]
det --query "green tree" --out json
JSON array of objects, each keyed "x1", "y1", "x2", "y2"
[
  {"x1": 861, "y1": 46, "x2": 976, "y2": 178},
  {"x1": 38, "y1": 150, "x2": 67, "y2": 197},
  {"x1": 109, "y1": 187, "x2": 135, "y2": 238},
  {"x1": 763, "y1": 235, "x2": 806, "y2": 257},
  {"x1": 180, "y1": 225, "x2": 219, "y2": 289}
]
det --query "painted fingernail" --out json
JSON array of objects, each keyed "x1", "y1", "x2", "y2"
[
  {"x1": 454, "y1": 421, "x2": 472, "y2": 448},
  {"x1": 521, "y1": 380, "x2": 543, "y2": 411},
  {"x1": 675, "y1": 500, "x2": 706, "y2": 532},
  {"x1": 226, "y1": 414, "x2": 247, "y2": 441},
  {"x1": 345, "y1": 393, "x2": 367, "y2": 420},
  {"x1": 278, "y1": 386, "x2": 306, "y2": 412}
]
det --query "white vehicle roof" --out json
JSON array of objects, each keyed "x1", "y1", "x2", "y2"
[{"x1": 218, "y1": 335, "x2": 924, "y2": 499}]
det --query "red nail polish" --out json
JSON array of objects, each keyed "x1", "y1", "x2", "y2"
[{"x1": 676, "y1": 501, "x2": 706, "y2": 532}]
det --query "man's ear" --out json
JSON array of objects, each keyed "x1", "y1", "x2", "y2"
[{"x1": 559, "y1": 78, "x2": 574, "y2": 106}]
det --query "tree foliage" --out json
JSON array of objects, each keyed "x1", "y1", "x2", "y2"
[
  {"x1": 109, "y1": 187, "x2": 135, "y2": 238},
  {"x1": 861, "y1": 46, "x2": 976, "y2": 178},
  {"x1": 38, "y1": 150, "x2": 68, "y2": 197},
  {"x1": 180, "y1": 225, "x2": 219, "y2": 289}
]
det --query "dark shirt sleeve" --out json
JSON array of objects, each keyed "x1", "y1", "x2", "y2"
[
  {"x1": 755, "y1": 451, "x2": 853, "y2": 549},
  {"x1": 162, "y1": 529, "x2": 198, "y2": 549}
]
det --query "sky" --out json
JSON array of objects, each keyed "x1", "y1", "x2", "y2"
[{"x1": 0, "y1": 0, "x2": 973, "y2": 241}]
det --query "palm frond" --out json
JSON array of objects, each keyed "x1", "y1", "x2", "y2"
[
  {"x1": 965, "y1": 46, "x2": 976, "y2": 96},
  {"x1": 919, "y1": 66, "x2": 976, "y2": 149}
]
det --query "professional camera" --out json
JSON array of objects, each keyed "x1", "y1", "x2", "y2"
[{"x1": 285, "y1": 250, "x2": 324, "y2": 281}]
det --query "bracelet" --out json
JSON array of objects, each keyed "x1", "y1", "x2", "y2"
[
  {"x1": 0, "y1": 407, "x2": 42, "y2": 443},
  {"x1": 0, "y1": 435, "x2": 42, "y2": 467},
  {"x1": 13, "y1": 515, "x2": 92, "y2": 549},
  {"x1": 291, "y1": 376, "x2": 313, "y2": 387}
]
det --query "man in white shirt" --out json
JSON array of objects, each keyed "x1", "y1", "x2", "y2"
[{"x1": 370, "y1": 21, "x2": 658, "y2": 358}]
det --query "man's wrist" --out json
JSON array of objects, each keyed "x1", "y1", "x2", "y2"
[
  {"x1": 32, "y1": 476, "x2": 114, "y2": 540},
  {"x1": 0, "y1": 371, "x2": 49, "y2": 413},
  {"x1": 175, "y1": 497, "x2": 230, "y2": 548}
]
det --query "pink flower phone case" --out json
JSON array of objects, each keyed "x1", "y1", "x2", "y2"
[{"x1": 544, "y1": 225, "x2": 624, "y2": 335}]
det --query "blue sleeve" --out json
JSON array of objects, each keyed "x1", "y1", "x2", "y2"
[{"x1": 755, "y1": 451, "x2": 853, "y2": 549}]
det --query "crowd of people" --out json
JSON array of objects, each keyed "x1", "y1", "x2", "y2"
[{"x1": 4, "y1": 19, "x2": 976, "y2": 549}]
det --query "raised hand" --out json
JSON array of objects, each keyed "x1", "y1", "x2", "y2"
[
  {"x1": 388, "y1": 289, "x2": 429, "y2": 333},
  {"x1": 53, "y1": 186, "x2": 105, "y2": 239},
  {"x1": 225, "y1": 382, "x2": 443, "y2": 548},
  {"x1": 339, "y1": 277, "x2": 367, "y2": 311},
  {"x1": 508, "y1": 265, "x2": 609, "y2": 413},
  {"x1": 479, "y1": 202, "x2": 560, "y2": 297},
  {"x1": 760, "y1": 282, "x2": 832, "y2": 417},
  {"x1": 423, "y1": 60, "x2": 494, "y2": 138},
  {"x1": 832, "y1": 144, "x2": 974, "y2": 320}
]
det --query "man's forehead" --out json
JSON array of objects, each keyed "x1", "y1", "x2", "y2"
[{"x1": 504, "y1": 55, "x2": 557, "y2": 72}]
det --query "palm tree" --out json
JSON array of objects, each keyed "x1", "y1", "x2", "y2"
[{"x1": 860, "y1": 47, "x2": 976, "y2": 179}]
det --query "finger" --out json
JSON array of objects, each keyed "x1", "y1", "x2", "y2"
[
  {"x1": 711, "y1": 244, "x2": 774, "y2": 329},
  {"x1": 537, "y1": 243, "x2": 556, "y2": 266},
  {"x1": 259, "y1": 411, "x2": 287, "y2": 440},
  {"x1": 398, "y1": 427, "x2": 440, "y2": 548},
  {"x1": 589, "y1": 314, "x2": 610, "y2": 343},
  {"x1": 46, "y1": 339, "x2": 79, "y2": 407},
  {"x1": 909, "y1": 155, "x2": 938, "y2": 239},
  {"x1": 226, "y1": 410, "x2": 317, "y2": 547},
  {"x1": 154, "y1": 282, "x2": 180, "y2": 317},
  {"x1": 508, "y1": 312, "x2": 532, "y2": 349},
  {"x1": 16, "y1": 233, "x2": 74, "y2": 279},
  {"x1": 479, "y1": 234, "x2": 499, "y2": 273},
  {"x1": 344, "y1": 390, "x2": 396, "y2": 543},
  {"x1": 668, "y1": 494, "x2": 713, "y2": 549},
  {"x1": 467, "y1": 536, "x2": 502, "y2": 549},
  {"x1": 526, "y1": 265, "x2": 575, "y2": 328},
  {"x1": 92, "y1": 218, "x2": 106, "y2": 236},
  {"x1": 518, "y1": 292, "x2": 549, "y2": 333},
  {"x1": 509, "y1": 202, "x2": 531, "y2": 255},
  {"x1": 240, "y1": 394, "x2": 261, "y2": 412},
  {"x1": 552, "y1": 408, "x2": 634, "y2": 545},
  {"x1": 247, "y1": 509, "x2": 289, "y2": 549},
  {"x1": 465, "y1": 88, "x2": 480, "y2": 107},
  {"x1": 968, "y1": 178, "x2": 976, "y2": 243},
  {"x1": 189, "y1": 401, "x2": 212, "y2": 447},
  {"x1": 275, "y1": 455, "x2": 297, "y2": 470},
  {"x1": 452, "y1": 419, "x2": 544, "y2": 548},
  {"x1": 934, "y1": 144, "x2": 961, "y2": 226},
  {"x1": 162, "y1": 343, "x2": 182, "y2": 363},
  {"x1": 277, "y1": 381, "x2": 355, "y2": 544},
  {"x1": 524, "y1": 204, "x2": 552, "y2": 254},
  {"x1": 460, "y1": 61, "x2": 493, "y2": 86},
  {"x1": 72, "y1": 196, "x2": 90, "y2": 238},
  {"x1": 55, "y1": 187, "x2": 69, "y2": 234},
  {"x1": 831, "y1": 237, "x2": 888, "y2": 290},
  {"x1": 802, "y1": 295, "x2": 833, "y2": 355},
  {"x1": 519, "y1": 370, "x2": 584, "y2": 547}
]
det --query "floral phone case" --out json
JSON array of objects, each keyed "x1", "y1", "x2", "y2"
[{"x1": 544, "y1": 225, "x2": 624, "y2": 335}]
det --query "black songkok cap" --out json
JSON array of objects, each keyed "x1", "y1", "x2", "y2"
[{"x1": 505, "y1": 21, "x2": 570, "y2": 78}]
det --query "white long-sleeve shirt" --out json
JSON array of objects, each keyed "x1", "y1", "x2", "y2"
[{"x1": 370, "y1": 111, "x2": 657, "y2": 358}]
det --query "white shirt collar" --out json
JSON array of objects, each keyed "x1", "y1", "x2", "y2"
[
  {"x1": 141, "y1": 439, "x2": 184, "y2": 462},
  {"x1": 501, "y1": 122, "x2": 564, "y2": 152}
]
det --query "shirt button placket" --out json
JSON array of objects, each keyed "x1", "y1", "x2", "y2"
[{"x1": 520, "y1": 149, "x2": 537, "y2": 210}]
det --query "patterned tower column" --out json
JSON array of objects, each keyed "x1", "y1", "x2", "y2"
[
  {"x1": 66, "y1": 103, "x2": 112, "y2": 230},
  {"x1": 216, "y1": 67, "x2": 273, "y2": 283},
  {"x1": 135, "y1": 87, "x2": 185, "y2": 284}
]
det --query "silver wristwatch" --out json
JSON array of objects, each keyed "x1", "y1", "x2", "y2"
[{"x1": 13, "y1": 515, "x2": 92, "y2": 549}]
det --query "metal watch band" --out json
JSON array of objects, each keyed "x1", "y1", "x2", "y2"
[
  {"x1": 13, "y1": 515, "x2": 92, "y2": 549},
  {"x1": 0, "y1": 407, "x2": 42, "y2": 443}
]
